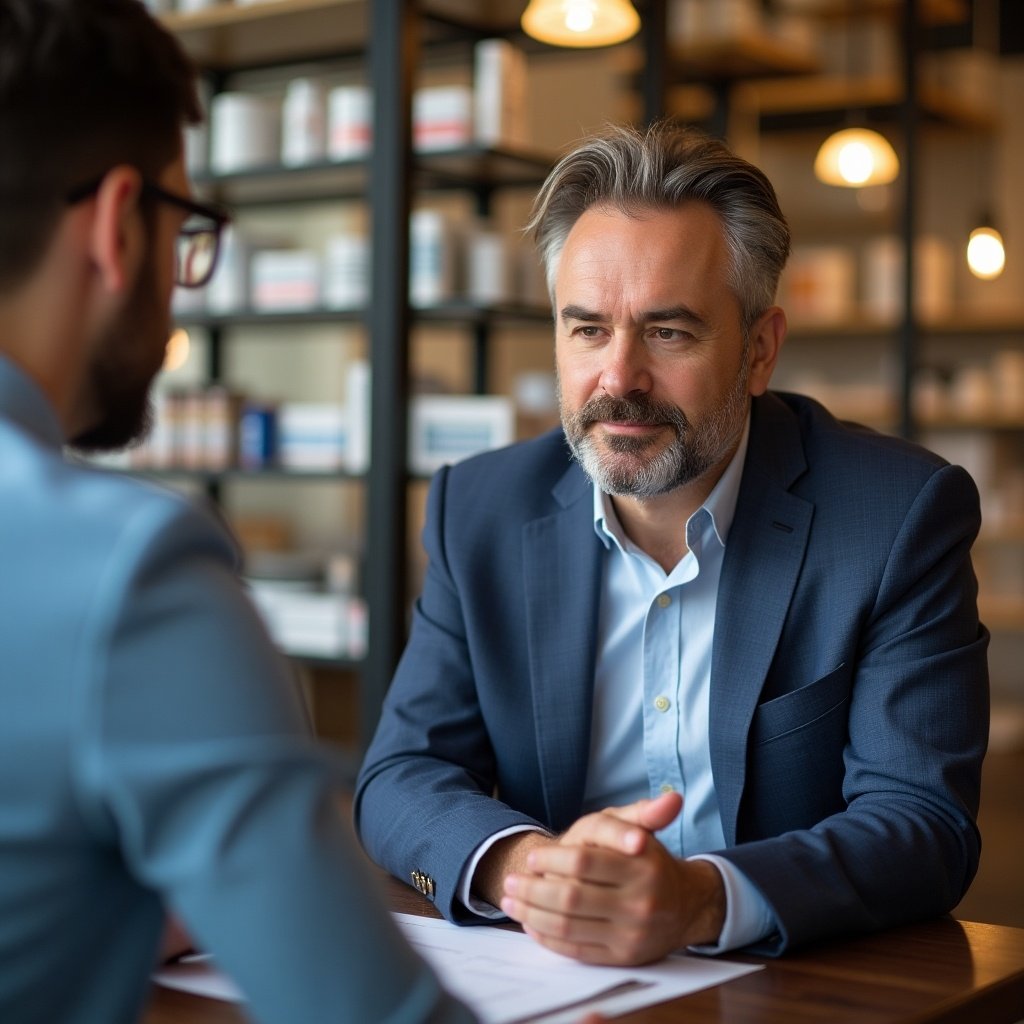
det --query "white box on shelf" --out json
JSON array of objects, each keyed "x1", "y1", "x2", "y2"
[
  {"x1": 248, "y1": 586, "x2": 352, "y2": 660},
  {"x1": 410, "y1": 395, "x2": 515, "y2": 475},
  {"x1": 473, "y1": 38, "x2": 527, "y2": 149},
  {"x1": 250, "y1": 249, "x2": 321, "y2": 312},
  {"x1": 327, "y1": 85, "x2": 372, "y2": 160},
  {"x1": 780, "y1": 245, "x2": 856, "y2": 325},
  {"x1": 466, "y1": 229, "x2": 513, "y2": 306},
  {"x1": 409, "y1": 209, "x2": 458, "y2": 307},
  {"x1": 281, "y1": 77, "x2": 328, "y2": 167},
  {"x1": 345, "y1": 360, "x2": 371, "y2": 473},
  {"x1": 206, "y1": 226, "x2": 251, "y2": 313},
  {"x1": 209, "y1": 92, "x2": 280, "y2": 174},
  {"x1": 414, "y1": 85, "x2": 473, "y2": 152},
  {"x1": 861, "y1": 235, "x2": 953, "y2": 324},
  {"x1": 277, "y1": 403, "x2": 348, "y2": 471},
  {"x1": 323, "y1": 233, "x2": 369, "y2": 310}
]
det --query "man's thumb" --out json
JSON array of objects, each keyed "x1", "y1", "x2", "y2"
[{"x1": 609, "y1": 791, "x2": 683, "y2": 832}]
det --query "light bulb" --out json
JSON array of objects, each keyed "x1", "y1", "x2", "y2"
[
  {"x1": 521, "y1": 0, "x2": 640, "y2": 48},
  {"x1": 814, "y1": 128, "x2": 899, "y2": 188},
  {"x1": 163, "y1": 328, "x2": 191, "y2": 372},
  {"x1": 837, "y1": 141, "x2": 874, "y2": 185},
  {"x1": 967, "y1": 226, "x2": 1006, "y2": 281},
  {"x1": 565, "y1": 1, "x2": 596, "y2": 33}
]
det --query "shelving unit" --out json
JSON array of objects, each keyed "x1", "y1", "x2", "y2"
[{"x1": 162, "y1": 0, "x2": 556, "y2": 756}]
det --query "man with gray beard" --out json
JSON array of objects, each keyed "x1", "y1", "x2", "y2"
[{"x1": 356, "y1": 123, "x2": 988, "y2": 965}]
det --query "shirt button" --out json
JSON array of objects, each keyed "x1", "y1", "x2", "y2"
[
  {"x1": 654, "y1": 695, "x2": 670, "y2": 712},
  {"x1": 657, "y1": 594, "x2": 671, "y2": 608},
  {"x1": 660, "y1": 783, "x2": 675, "y2": 794}
]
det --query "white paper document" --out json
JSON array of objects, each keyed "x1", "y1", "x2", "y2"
[
  {"x1": 153, "y1": 912, "x2": 762, "y2": 1021},
  {"x1": 392, "y1": 913, "x2": 761, "y2": 1022}
]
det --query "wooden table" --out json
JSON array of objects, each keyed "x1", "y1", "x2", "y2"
[{"x1": 144, "y1": 878, "x2": 1024, "y2": 1023}]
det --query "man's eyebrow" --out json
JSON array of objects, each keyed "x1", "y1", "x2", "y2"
[
  {"x1": 559, "y1": 304, "x2": 710, "y2": 328},
  {"x1": 644, "y1": 305, "x2": 708, "y2": 327},
  {"x1": 560, "y1": 304, "x2": 608, "y2": 324}
]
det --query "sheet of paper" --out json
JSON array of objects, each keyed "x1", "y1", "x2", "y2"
[
  {"x1": 152, "y1": 913, "x2": 762, "y2": 1021},
  {"x1": 392, "y1": 913, "x2": 762, "y2": 1022},
  {"x1": 152, "y1": 952, "x2": 242, "y2": 1002}
]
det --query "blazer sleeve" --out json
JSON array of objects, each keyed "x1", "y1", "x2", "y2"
[
  {"x1": 355, "y1": 465, "x2": 547, "y2": 924},
  {"x1": 718, "y1": 461, "x2": 989, "y2": 954},
  {"x1": 76, "y1": 496, "x2": 475, "y2": 1024}
]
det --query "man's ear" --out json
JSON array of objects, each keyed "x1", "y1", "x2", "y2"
[
  {"x1": 87, "y1": 166, "x2": 145, "y2": 295},
  {"x1": 747, "y1": 305, "x2": 787, "y2": 397}
]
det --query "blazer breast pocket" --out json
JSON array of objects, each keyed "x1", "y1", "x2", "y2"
[
  {"x1": 750, "y1": 662, "x2": 853, "y2": 747},
  {"x1": 741, "y1": 662, "x2": 854, "y2": 840}
]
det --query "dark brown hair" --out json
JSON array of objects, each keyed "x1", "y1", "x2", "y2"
[{"x1": 0, "y1": 0, "x2": 201, "y2": 289}]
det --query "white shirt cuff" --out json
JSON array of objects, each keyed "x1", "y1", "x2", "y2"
[
  {"x1": 686, "y1": 854, "x2": 777, "y2": 954},
  {"x1": 457, "y1": 825, "x2": 551, "y2": 919}
]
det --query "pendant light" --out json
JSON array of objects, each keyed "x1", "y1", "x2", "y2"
[
  {"x1": 521, "y1": 0, "x2": 640, "y2": 48},
  {"x1": 813, "y1": 127, "x2": 900, "y2": 188},
  {"x1": 966, "y1": 217, "x2": 1006, "y2": 281}
]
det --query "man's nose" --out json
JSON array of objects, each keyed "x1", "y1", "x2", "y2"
[{"x1": 597, "y1": 334, "x2": 652, "y2": 399}]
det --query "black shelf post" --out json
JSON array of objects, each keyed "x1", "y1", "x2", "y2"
[
  {"x1": 363, "y1": 0, "x2": 418, "y2": 750},
  {"x1": 898, "y1": 0, "x2": 920, "y2": 441},
  {"x1": 640, "y1": 0, "x2": 668, "y2": 125}
]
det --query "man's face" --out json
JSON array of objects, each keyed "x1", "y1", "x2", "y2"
[
  {"x1": 555, "y1": 202, "x2": 759, "y2": 500},
  {"x1": 71, "y1": 156, "x2": 186, "y2": 453}
]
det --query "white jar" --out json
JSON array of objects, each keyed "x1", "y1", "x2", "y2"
[{"x1": 281, "y1": 78, "x2": 327, "y2": 167}]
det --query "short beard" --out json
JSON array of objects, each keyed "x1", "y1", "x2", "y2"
[
  {"x1": 69, "y1": 251, "x2": 164, "y2": 454},
  {"x1": 561, "y1": 364, "x2": 750, "y2": 500}
]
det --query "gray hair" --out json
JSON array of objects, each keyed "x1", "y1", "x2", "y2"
[{"x1": 527, "y1": 121, "x2": 791, "y2": 334}]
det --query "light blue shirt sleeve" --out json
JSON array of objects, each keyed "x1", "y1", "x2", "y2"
[
  {"x1": 79, "y1": 499, "x2": 477, "y2": 1024},
  {"x1": 458, "y1": 826, "x2": 551, "y2": 918},
  {"x1": 688, "y1": 855, "x2": 778, "y2": 953}
]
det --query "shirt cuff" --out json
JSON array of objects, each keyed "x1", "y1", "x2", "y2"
[
  {"x1": 457, "y1": 825, "x2": 551, "y2": 919},
  {"x1": 686, "y1": 854, "x2": 777, "y2": 954}
]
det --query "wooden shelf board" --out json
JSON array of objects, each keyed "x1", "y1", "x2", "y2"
[
  {"x1": 917, "y1": 414, "x2": 1024, "y2": 432},
  {"x1": 161, "y1": 0, "x2": 367, "y2": 67},
  {"x1": 787, "y1": 317, "x2": 1024, "y2": 341},
  {"x1": 774, "y1": 0, "x2": 968, "y2": 26},
  {"x1": 190, "y1": 146, "x2": 555, "y2": 204},
  {"x1": 731, "y1": 75, "x2": 996, "y2": 129},
  {"x1": 670, "y1": 32, "x2": 822, "y2": 81}
]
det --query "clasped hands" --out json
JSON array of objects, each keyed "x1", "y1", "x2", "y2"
[{"x1": 476, "y1": 791, "x2": 725, "y2": 966}]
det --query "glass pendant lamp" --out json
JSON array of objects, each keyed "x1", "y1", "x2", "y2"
[
  {"x1": 521, "y1": 0, "x2": 640, "y2": 48},
  {"x1": 966, "y1": 217, "x2": 1006, "y2": 280},
  {"x1": 814, "y1": 127, "x2": 900, "y2": 188}
]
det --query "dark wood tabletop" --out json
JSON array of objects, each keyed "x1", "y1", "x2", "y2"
[{"x1": 144, "y1": 876, "x2": 1024, "y2": 1023}]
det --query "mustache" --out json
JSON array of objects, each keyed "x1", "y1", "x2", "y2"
[{"x1": 574, "y1": 394, "x2": 690, "y2": 431}]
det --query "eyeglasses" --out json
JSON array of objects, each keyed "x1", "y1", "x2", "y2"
[{"x1": 67, "y1": 177, "x2": 231, "y2": 289}]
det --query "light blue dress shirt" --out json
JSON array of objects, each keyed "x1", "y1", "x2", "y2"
[
  {"x1": 463, "y1": 421, "x2": 775, "y2": 952},
  {"x1": 0, "y1": 354, "x2": 474, "y2": 1024}
]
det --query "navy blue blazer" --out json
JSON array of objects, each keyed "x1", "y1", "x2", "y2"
[{"x1": 356, "y1": 391, "x2": 989, "y2": 953}]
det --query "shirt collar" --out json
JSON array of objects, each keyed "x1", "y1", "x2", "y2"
[
  {"x1": 0, "y1": 353, "x2": 64, "y2": 450},
  {"x1": 593, "y1": 414, "x2": 751, "y2": 552}
]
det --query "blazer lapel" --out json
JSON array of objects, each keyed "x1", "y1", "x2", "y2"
[
  {"x1": 523, "y1": 463, "x2": 602, "y2": 832},
  {"x1": 711, "y1": 395, "x2": 813, "y2": 845}
]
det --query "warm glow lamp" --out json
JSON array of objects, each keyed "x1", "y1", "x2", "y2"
[
  {"x1": 813, "y1": 127, "x2": 899, "y2": 188},
  {"x1": 163, "y1": 327, "x2": 191, "y2": 373},
  {"x1": 966, "y1": 223, "x2": 1006, "y2": 281},
  {"x1": 521, "y1": 0, "x2": 640, "y2": 48}
]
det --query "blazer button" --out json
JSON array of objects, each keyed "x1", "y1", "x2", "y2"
[{"x1": 410, "y1": 870, "x2": 435, "y2": 898}]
